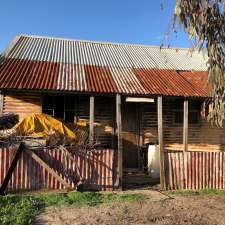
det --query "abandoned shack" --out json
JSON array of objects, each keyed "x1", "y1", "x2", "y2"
[{"x1": 0, "y1": 34, "x2": 224, "y2": 192}]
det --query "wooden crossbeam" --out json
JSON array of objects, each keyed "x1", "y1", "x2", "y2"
[{"x1": 24, "y1": 148, "x2": 73, "y2": 190}]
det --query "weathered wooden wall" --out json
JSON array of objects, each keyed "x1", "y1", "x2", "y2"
[
  {"x1": 0, "y1": 147, "x2": 115, "y2": 192},
  {"x1": 95, "y1": 97, "x2": 114, "y2": 147},
  {"x1": 3, "y1": 93, "x2": 115, "y2": 148},
  {"x1": 140, "y1": 98, "x2": 225, "y2": 152},
  {"x1": 3, "y1": 93, "x2": 42, "y2": 120},
  {"x1": 165, "y1": 151, "x2": 225, "y2": 190},
  {"x1": 3, "y1": 92, "x2": 225, "y2": 152}
]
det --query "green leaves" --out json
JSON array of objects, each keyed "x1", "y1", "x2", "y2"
[
  {"x1": 174, "y1": 0, "x2": 225, "y2": 126},
  {"x1": 0, "y1": 195, "x2": 43, "y2": 225}
]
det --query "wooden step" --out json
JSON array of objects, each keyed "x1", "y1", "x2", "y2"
[{"x1": 123, "y1": 175, "x2": 159, "y2": 186}]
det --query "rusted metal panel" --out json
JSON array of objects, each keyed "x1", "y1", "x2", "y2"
[
  {"x1": 0, "y1": 58, "x2": 59, "y2": 90},
  {"x1": 0, "y1": 147, "x2": 115, "y2": 192},
  {"x1": 0, "y1": 35, "x2": 209, "y2": 97},
  {"x1": 165, "y1": 151, "x2": 225, "y2": 190},
  {"x1": 133, "y1": 68, "x2": 208, "y2": 97},
  {"x1": 0, "y1": 59, "x2": 208, "y2": 96},
  {"x1": 84, "y1": 65, "x2": 118, "y2": 93}
]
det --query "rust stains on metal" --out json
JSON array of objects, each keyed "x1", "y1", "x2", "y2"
[
  {"x1": 133, "y1": 68, "x2": 208, "y2": 97},
  {"x1": 165, "y1": 151, "x2": 225, "y2": 190},
  {"x1": 0, "y1": 58, "x2": 59, "y2": 90},
  {"x1": 84, "y1": 65, "x2": 118, "y2": 93},
  {"x1": 0, "y1": 147, "x2": 115, "y2": 191},
  {"x1": 0, "y1": 58, "x2": 209, "y2": 97},
  {"x1": 0, "y1": 35, "x2": 210, "y2": 97}
]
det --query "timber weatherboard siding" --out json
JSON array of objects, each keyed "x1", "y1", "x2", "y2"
[
  {"x1": 3, "y1": 93, "x2": 225, "y2": 152},
  {"x1": 3, "y1": 93, "x2": 42, "y2": 120}
]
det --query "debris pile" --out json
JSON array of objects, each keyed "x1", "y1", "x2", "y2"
[
  {"x1": 0, "y1": 114, "x2": 76, "y2": 146},
  {"x1": 0, "y1": 113, "x2": 18, "y2": 130}
]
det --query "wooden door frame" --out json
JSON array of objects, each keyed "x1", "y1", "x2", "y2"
[{"x1": 122, "y1": 101, "x2": 142, "y2": 170}]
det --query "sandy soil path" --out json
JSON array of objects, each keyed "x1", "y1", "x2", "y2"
[{"x1": 36, "y1": 190, "x2": 225, "y2": 225}]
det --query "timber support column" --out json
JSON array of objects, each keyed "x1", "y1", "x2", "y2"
[
  {"x1": 0, "y1": 91, "x2": 3, "y2": 116},
  {"x1": 116, "y1": 94, "x2": 123, "y2": 189},
  {"x1": 89, "y1": 96, "x2": 95, "y2": 145},
  {"x1": 183, "y1": 99, "x2": 188, "y2": 152},
  {"x1": 157, "y1": 95, "x2": 165, "y2": 190}
]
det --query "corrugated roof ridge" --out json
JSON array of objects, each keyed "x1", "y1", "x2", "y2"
[
  {"x1": 1, "y1": 35, "x2": 22, "y2": 57},
  {"x1": 18, "y1": 33, "x2": 201, "y2": 52}
]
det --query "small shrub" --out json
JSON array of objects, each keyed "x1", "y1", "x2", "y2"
[{"x1": 0, "y1": 195, "x2": 43, "y2": 225}]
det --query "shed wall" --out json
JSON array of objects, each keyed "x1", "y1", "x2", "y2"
[
  {"x1": 2, "y1": 92, "x2": 225, "y2": 151},
  {"x1": 3, "y1": 93, "x2": 42, "y2": 120},
  {"x1": 2, "y1": 93, "x2": 115, "y2": 148},
  {"x1": 141, "y1": 98, "x2": 225, "y2": 152}
]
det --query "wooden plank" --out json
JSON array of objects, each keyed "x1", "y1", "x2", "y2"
[
  {"x1": 116, "y1": 94, "x2": 123, "y2": 189},
  {"x1": 24, "y1": 148, "x2": 72, "y2": 190},
  {"x1": 3, "y1": 94, "x2": 41, "y2": 120},
  {"x1": 125, "y1": 97, "x2": 154, "y2": 103},
  {"x1": 183, "y1": 99, "x2": 188, "y2": 152},
  {"x1": 89, "y1": 96, "x2": 95, "y2": 145},
  {"x1": 157, "y1": 96, "x2": 165, "y2": 190},
  {"x1": 0, "y1": 143, "x2": 25, "y2": 195}
]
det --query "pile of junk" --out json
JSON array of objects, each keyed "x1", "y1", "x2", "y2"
[{"x1": 0, "y1": 113, "x2": 96, "y2": 194}]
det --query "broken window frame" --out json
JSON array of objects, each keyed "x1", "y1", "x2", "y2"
[{"x1": 42, "y1": 95, "x2": 79, "y2": 123}]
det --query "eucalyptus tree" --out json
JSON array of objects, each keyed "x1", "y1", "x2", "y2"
[{"x1": 174, "y1": 0, "x2": 224, "y2": 126}]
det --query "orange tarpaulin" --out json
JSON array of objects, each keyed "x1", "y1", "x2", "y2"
[{"x1": 15, "y1": 114, "x2": 76, "y2": 139}]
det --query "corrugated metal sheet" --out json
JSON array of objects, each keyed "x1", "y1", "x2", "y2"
[
  {"x1": 165, "y1": 151, "x2": 225, "y2": 190},
  {"x1": 0, "y1": 147, "x2": 115, "y2": 191},
  {"x1": 0, "y1": 34, "x2": 209, "y2": 97}
]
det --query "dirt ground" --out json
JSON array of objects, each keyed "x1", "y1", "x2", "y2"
[{"x1": 35, "y1": 190, "x2": 225, "y2": 225}]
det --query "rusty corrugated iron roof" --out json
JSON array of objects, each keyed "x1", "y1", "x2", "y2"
[{"x1": 0, "y1": 34, "x2": 209, "y2": 97}]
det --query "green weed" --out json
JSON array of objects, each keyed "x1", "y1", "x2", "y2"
[{"x1": 0, "y1": 192, "x2": 146, "y2": 225}]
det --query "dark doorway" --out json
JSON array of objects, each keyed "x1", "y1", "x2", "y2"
[{"x1": 122, "y1": 102, "x2": 140, "y2": 169}]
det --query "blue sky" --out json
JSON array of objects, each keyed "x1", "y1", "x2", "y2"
[{"x1": 0, "y1": 0, "x2": 190, "y2": 52}]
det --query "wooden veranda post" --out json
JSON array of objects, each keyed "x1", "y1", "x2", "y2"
[
  {"x1": 183, "y1": 99, "x2": 188, "y2": 152},
  {"x1": 0, "y1": 91, "x2": 3, "y2": 116},
  {"x1": 116, "y1": 94, "x2": 123, "y2": 189},
  {"x1": 157, "y1": 96, "x2": 165, "y2": 190},
  {"x1": 89, "y1": 96, "x2": 95, "y2": 145}
]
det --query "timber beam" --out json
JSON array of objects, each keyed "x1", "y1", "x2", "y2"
[
  {"x1": 183, "y1": 99, "x2": 188, "y2": 152},
  {"x1": 157, "y1": 96, "x2": 165, "y2": 190},
  {"x1": 116, "y1": 94, "x2": 123, "y2": 189},
  {"x1": 25, "y1": 148, "x2": 73, "y2": 190},
  {"x1": 89, "y1": 96, "x2": 95, "y2": 145}
]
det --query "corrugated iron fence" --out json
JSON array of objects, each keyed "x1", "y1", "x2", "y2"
[
  {"x1": 165, "y1": 151, "x2": 225, "y2": 190},
  {"x1": 0, "y1": 146, "x2": 115, "y2": 192}
]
